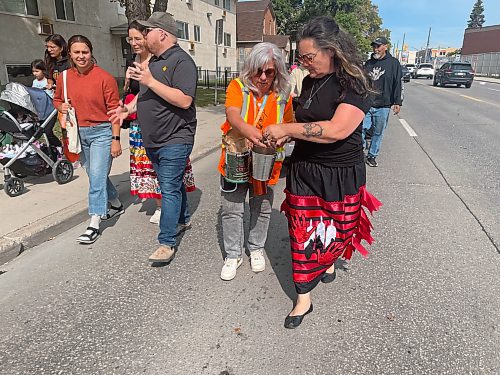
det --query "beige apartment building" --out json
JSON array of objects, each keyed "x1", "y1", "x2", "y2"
[
  {"x1": 0, "y1": 0, "x2": 237, "y2": 86},
  {"x1": 0, "y1": 0, "x2": 127, "y2": 86},
  {"x1": 167, "y1": 0, "x2": 237, "y2": 73}
]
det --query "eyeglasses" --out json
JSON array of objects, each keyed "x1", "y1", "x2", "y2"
[
  {"x1": 255, "y1": 68, "x2": 276, "y2": 77},
  {"x1": 297, "y1": 50, "x2": 320, "y2": 64},
  {"x1": 125, "y1": 36, "x2": 144, "y2": 44}
]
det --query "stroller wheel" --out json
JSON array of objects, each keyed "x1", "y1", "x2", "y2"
[
  {"x1": 52, "y1": 159, "x2": 74, "y2": 184},
  {"x1": 4, "y1": 177, "x2": 24, "y2": 197}
]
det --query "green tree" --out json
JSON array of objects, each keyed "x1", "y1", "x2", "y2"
[
  {"x1": 271, "y1": 0, "x2": 302, "y2": 37},
  {"x1": 467, "y1": 0, "x2": 485, "y2": 28},
  {"x1": 274, "y1": 0, "x2": 388, "y2": 54}
]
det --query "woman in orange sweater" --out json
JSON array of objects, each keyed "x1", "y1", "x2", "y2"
[{"x1": 53, "y1": 35, "x2": 122, "y2": 244}]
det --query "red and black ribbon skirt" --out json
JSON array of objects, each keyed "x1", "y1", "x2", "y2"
[{"x1": 281, "y1": 162, "x2": 382, "y2": 294}]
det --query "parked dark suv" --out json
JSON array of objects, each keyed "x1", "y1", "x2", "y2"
[
  {"x1": 402, "y1": 66, "x2": 411, "y2": 82},
  {"x1": 433, "y1": 62, "x2": 474, "y2": 88}
]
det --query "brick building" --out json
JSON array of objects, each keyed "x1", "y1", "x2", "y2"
[{"x1": 461, "y1": 25, "x2": 500, "y2": 77}]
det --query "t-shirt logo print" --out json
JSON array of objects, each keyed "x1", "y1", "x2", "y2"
[{"x1": 369, "y1": 67, "x2": 385, "y2": 81}]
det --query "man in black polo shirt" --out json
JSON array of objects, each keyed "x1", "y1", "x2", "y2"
[{"x1": 110, "y1": 12, "x2": 197, "y2": 263}]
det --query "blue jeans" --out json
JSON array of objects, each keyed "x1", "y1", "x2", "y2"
[
  {"x1": 146, "y1": 144, "x2": 193, "y2": 247},
  {"x1": 79, "y1": 123, "x2": 118, "y2": 217},
  {"x1": 362, "y1": 107, "x2": 391, "y2": 158}
]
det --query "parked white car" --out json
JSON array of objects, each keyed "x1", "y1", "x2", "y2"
[
  {"x1": 405, "y1": 63, "x2": 416, "y2": 75},
  {"x1": 413, "y1": 63, "x2": 434, "y2": 79}
]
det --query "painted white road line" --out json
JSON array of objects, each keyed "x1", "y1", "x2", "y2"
[
  {"x1": 399, "y1": 118, "x2": 418, "y2": 137},
  {"x1": 487, "y1": 88, "x2": 500, "y2": 92}
]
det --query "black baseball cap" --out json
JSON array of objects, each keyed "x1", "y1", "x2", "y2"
[
  {"x1": 137, "y1": 12, "x2": 177, "y2": 36},
  {"x1": 371, "y1": 36, "x2": 388, "y2": 46}
]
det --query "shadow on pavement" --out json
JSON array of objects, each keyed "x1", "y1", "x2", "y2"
[{"x1": 214, "y1": 191, "x2": 297, "y2": 302}]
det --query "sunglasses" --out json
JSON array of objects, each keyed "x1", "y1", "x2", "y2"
[
  {"x1": 146, "y1": 28, "x2": 161, "y2": 35},
  {"x1": 296, "y1": 50, "x2": 320, "y2": 64},
  {"x1": 255, "y1": 68, "x2": 276, "y2": 77}
]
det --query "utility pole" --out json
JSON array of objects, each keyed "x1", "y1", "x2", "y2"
[
  {"x1": 424, "y1": 27, "x2": 431, "y2": 63},
  {"x1": 215, "y1": 18, "x2": 224, "y2": 105},
  {"x1": 401, "y1": 33, "x2": 406, "y2": 62}
]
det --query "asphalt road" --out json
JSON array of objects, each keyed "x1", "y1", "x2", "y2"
[{"x1": 0, "y1": 80, "x2": 499, "y2": 374}]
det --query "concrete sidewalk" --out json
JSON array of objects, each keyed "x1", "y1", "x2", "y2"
[
  {"x1": 0, "y1": 105, "x2": 226, "y2": 265},
  {"x1": 474, "y1": 76, "x2": 500, "y2": 84}
]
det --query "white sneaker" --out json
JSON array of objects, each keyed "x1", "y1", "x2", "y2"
[
  {"x1": 220, "y1": 257, "x2": 243, "y2": 281},
  {"x1": 250, "y1": 249, "x2": 266, "y2": 273},
  {"x1": 150, "y1": 208, "x2": 161, "y2": 224}
]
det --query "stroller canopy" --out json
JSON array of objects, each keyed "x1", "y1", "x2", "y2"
[{"x1": 0, "y1": 83, "x2": 55, "y2": 121}]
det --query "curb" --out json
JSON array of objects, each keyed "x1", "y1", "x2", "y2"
[
  {"x1": 475, "y1": 77, "x2": 500, "y2": 85},
  {"x1": 0, "y1": 142, "x2": 221, "y2": 267}
]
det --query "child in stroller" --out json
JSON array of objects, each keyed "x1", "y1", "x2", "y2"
[{"x1": 0, "y1": 82, "x2": 74, "y2": 197}]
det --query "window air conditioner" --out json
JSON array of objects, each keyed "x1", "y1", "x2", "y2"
[
  {"x1": 189, "y1": 42, "x2": 195, "y2": 51},
  {"x1": 38, "y1": 22, "x2": 54, "y2": 36},
  {"x1": 222, "y1": 10, "x2": 227, "y2": 18}
]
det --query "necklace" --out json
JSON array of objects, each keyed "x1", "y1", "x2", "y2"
[{"x1": 303, "y1": 73, "x2": 334, "y2": 110}]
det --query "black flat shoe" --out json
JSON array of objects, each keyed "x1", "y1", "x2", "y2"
[
  {"x1": 284, "y1": 304, "x2": 313, "y2": 329},
  {"x1": 321, "y1": 269, "x2": 337, "y2": 283}
]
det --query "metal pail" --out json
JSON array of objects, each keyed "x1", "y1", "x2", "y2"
[
  {"x1": 251, "y1": 146, "x2": 276, "y2": 181},
  {"x1": 225, "y1": 151, "x2": 250, "y2": 183}
]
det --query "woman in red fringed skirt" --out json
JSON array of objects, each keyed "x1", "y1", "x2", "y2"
[{"x1": 264, "y1": 16, "x2": 382, "y2": 328}]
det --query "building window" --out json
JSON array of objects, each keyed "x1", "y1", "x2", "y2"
[
  {"x1": 55, "y1": 0, "x2": 75, "y2": 21},
  {"x1": 214, "y1": 0, "x2": 220, "y2": 6},
  {"x1": 223, "y1": 0, "x2": 231, "y2": 10},
  {"x1": 223, "y1": 32, "x2": 231, "y2": 47},
  {"x1": 194, "y1": 25, "x2": 201, "y2": 42},
  {"x1": 0, "y1": 0, "x2": 39, "y2": 16},
  {"x1": 176, "y1": 21, "x2": 189, "y2": 40},
  {"x1": 6, "y1": 64, "x2": 33, "y2": 86}
]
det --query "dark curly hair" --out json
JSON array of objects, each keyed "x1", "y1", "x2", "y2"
[{"x1": 297, "y1": 16, "x2": 376, "y2": 100}]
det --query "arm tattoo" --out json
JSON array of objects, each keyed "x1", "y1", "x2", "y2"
[{"x1": 302, "y1": 123, "x2": 323, "y2": 138}]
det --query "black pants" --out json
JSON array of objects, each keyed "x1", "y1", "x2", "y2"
[{"x1": 44, "y1": 117, "x2": 62, "y2": 147}]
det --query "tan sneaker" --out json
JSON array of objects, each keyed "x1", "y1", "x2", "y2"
[{"x1": 148, "y1": 245, "x2": 175, "y2": 263}]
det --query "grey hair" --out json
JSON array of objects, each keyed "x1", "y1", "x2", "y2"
[{"x1": 239, "y1": 42, "x2": 290, "y2": 98}]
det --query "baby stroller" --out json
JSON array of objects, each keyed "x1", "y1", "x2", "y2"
[{"x1": 0, "y1": 83, "x2": 74, "y2": 197}]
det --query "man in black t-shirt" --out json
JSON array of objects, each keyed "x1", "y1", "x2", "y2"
[
  {"x1": 110, "y1": 12, "x2": 197, "y2": 263},
  {"x1": 363, "y1": 36, "x2": 402, "y2": 167}
]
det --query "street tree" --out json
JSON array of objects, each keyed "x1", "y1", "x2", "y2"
[
  {"x1": 467, "y1": 0, "x2": 485, "y2": 28},
  {"x1": 110, "y1": 0, "x2": 169, "y2": 22},
  {"x1": 274, "y1": 0, "x2": 388, "y2": 55},
  {"x1": 271, "y1": 0, "x2": 302, "y2": 38}
]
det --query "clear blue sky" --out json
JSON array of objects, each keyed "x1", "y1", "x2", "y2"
[{"x1": 375, "y1": 0, "x2": 500, "y2": 50}]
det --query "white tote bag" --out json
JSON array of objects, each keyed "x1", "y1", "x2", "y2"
[{"x1": 62, "y1": 70, "x2": 81, "y2": 154}]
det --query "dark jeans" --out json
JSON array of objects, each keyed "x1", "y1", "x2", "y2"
[{"x1": 146, "y1": 143, "x2": 193, "y2": 247}]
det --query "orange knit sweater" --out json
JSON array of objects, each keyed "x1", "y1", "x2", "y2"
[{"x1": 53, "y1": 65, "x2": 119, "y2": 127}]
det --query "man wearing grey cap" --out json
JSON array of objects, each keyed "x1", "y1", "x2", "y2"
[
  {"x1": 363, "y1": 36, "x2": 402, "y2": 167},
  {"x1": 110, "y1": 12, "x2": 198, "y2": 263}
]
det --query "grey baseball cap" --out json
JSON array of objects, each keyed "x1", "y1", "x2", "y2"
[{"x1": 137, "y1": 12, "x2": 177, "y2": 36}]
